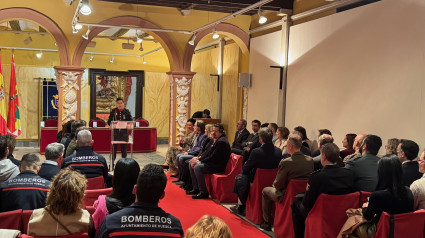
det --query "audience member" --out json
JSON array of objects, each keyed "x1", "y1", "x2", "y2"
[
  {"x1": 385, "y1": 138, "x2": 400, "y2": 156},
  {"x1": 291, "y1": 143, "x2": 355, "y2": 238},
  {"x1": 96, "y1": 164, "x2": 183, "y2": 238},
  {"x1": 397, "y1": 139, "x2": 422, "y2": 186},
  {"x1": 312, "y1": 134, "x2": 334, "y2": 171},
  {"x1": 282, "y1": 130, "x2": 311, "y2": 158},
  {"x1": 65, "y1": 126, "x2": 86, "y2": 157},
  {"x1": 410, "y1": 150, "x2": 425, "y2": 210},
  {"x1": 343, "y1": 133, "x2": 367, "y2": 163},
  {"x1": 294, "y1": 126, "x2": 313, "y2": 152},
  {"x1": 62, "y1": 130, "x2": 109, "y2": 184},
  {"x1": 188, "y1": 124, "x2": 231, "y2": 199},
  {"x1": 231, "y1": 119, "x2": 250, "y2": 150},
  {"x1": 340, "y1": 133, "x2": 357, "y2": 159},
  {"x1": 0, "y1": 136, "x2": 19, "y2": 185},
  {"x1": 353, "y1": 155, "x2": 414, "y2": 237},
  {"x1": 261, "y1": 123, "x2": 269, "y2": 128},
  {"x1": 0, "y1": 153, "x2": 50, "y2": 211},
  {"x1": 192, "y1": 109, "x2": 211, "y2": 119},
  {"x1": 345, "y1": 134, "x2": 382, "y2": 192},
  {"x1": 59, "y1": 120, "x2": 73, "y2": 144},
  {"x1": 39, "y1": 143, "x2": 64, "y2": 181},
  {"x1": 311, "y1": 129, "x2": 332, "y2": 157},
  {"x1": 174, "y1": 120, "x2": 207, "y2": 185},
  {"x1": 63, "y1": 120, "x2": 86, "y2": 153},
  {"x1": 260, "y1": 133, "x2": 314, "y2": 231},
  {"x1": 4, "y1": 134, "x2": 20, "y2": 166},
  {"x1": 27, "y1": 168, "x2": 91, "y2": 237},
  {"x1": 92, "y1": 158, "x2": 140, "y2": 231},
  {"x1": 231, "y1": 128, "x2": 281, "y2": 216},
  {"x1": 274, "y1": 127, "x2": 290, "y2": 155},
  {"x1": 268, "y1": 123, "x2": 278, "y2": 143},
  {"x1": 165, "y1": 118, "x2": 196, "y2": 176},
  {"x1": 231, "y1": 120, "x2": 260, "y2": 157},
  {"x1": 186, "y1": 215, "x2": 232, "y2": 238}
]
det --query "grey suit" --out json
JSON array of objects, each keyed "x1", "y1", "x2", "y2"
[{"x1": 345, "y1": 153, "x2": 380, "y2": 192}]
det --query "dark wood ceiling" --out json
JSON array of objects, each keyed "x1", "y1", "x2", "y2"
[{"x1": 99, "y1": 0, "x2": 293, "y2": 14}]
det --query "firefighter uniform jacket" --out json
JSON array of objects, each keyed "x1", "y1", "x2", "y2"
[
  {"x1": 63, "y1": 146, "x2": 108, "y2": 181},
  {"x1": 0, "y1": 170, "x2": 51, "y2": 212},
  {"x1": 96, "y1": 202, "x2": 183, "y2": 238}
]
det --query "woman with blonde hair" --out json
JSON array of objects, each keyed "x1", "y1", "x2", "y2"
[
  {"x1": 27, "y1": 168, "x2": 92, "y2": 236},
  {"x1": 186, "y1": 215, "x2": 232, "y2": 238}
]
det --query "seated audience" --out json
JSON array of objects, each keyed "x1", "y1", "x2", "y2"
[
  {"x1": 384, "y1": 138, "x2": 400, "y2": 156},
  {"x1": 165, "y1": 118, "x2": 196, "y2": 176},
  {"x1": 343, "y1": 133, "x2": 367, "y2": 163},
  {"x1": 231, "y1": 119, "x2": 250, "y2": 151},
  {"x1": 92, "y1": 158, "x2": 140, "y2": 231},
  {"x1": 0, "y1": 153, "x2": 51, "y2": 211},
  {"x1": 192, "y1": 109, "x2": 211, "y2": 119},
  {"x1": 268, "y1": 123, "x2": 278, "y2": 143},
  {"x1": 0, "y1": 136, "x2": 19, "y2": 186},
  {"x1": 282, "y1": 130, "x2": 311, "y2": 158},
  {"x1": 410, "y1": 150, "x2": 425, "y2": 210},
  {"x1": 187, "y1": 124, "x2": 231, "y2": 199},
  {"x1": 352, "y1": 155, "x2": 414, "y2": 237},
  {"x1": 175, "y1": 120, "x2": 207, "y2": 184},
  {"x1": 291, "y1": 143, "x2": 355, "y2": 238},
  {"x1": 294, "y1": 126, "x2": 313, "y2": 153},
  {"x1": 65, "y1": 126, "x2": 86, "y2": 157},
  {"x1": 397, "y1": 139, "x2": 422, "y2": 186},
  {"x1": 312, "y1": 134, "x2": 334, "y2": 171},
  {"x1": 340, "y1": 133, "x2": 357, "y2": 159},
  {"x1": 96, "y1": 164, "x2": 183, "y2": 238},
  {"x1": 63, "y1": 120, "x2": 86, "y2": 153},
  {"x1": 62, "y1": 130, "x2": 109, "y2": 183},
  {"x1": 345, "y1": 134, "x2": 382, "y2": 192},
  {"x1": 59, "y1": 120, "x2": 73, "y2": 144},
  {"x1": 4, "y1": 134, "x2": 20, "y2": 166},
  {"x1": 260, "y1": 133, "x2": 314, "y2": 231},
  {"x1": 186, "y1": 215, "x2": 232, "y2": 238},
  {"x1": 311, "y1": 129, "x2": 332, "y2": 157},
  {"x1": 27, "y1": 168, "x2": 91, "y2": 236},
  {"x1": 38, "y1": 143, "x2": 64, "y2": 181},
  {"x1": 274, "y1": 126, "x2": 290, "y2": 155},
  {"x1": 231, "y1": 128, "x2": 281, "y2": 216},
  {"x1": 231, "y1": 120, "x2": 261, "y2": 164}
]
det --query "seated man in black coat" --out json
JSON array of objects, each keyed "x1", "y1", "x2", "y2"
[
  {"x1": 231, "y1": 120, "x2": 261, "y2": 164},
  {"x1": 231, "y1": 128, "x2": 282, "y2": 215},
  {"x1": 397, "y1": 139, "x2": 422, "y2": 186},
  {"x1": 38, "y1": 143, "x2": 64, "y2": 181},
  {"x1": 291, "y1": 143, "x2": 355, "y2": 238},
  {"x1": 231, "y1": 119, "x2": 250, "y2": 151},
  {"x1": 187, "y1": 124, "x2": 231, "y2": 199}
]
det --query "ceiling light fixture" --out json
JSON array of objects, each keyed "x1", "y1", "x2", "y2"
[
  {"x1": 136, "y1": 31, "x2": 143, "y2": 43},
  {"x1": 72, "y1": 27, "x2": 79, "y2": 34},
  {"x1": 258, "y1": 8, "x2": 268, "y2": 24},
  {"x1": 212, "y1": 27, "x2": 219, "y2": 40},
  {"x1": 36, "y1": 51, "x2": 43, "y2": 59},
  {"x1": 82, "y1": 27, "x2": 90, "y2": 40},
  {"x1": 109, "y1": 56, "x2": 114, "y2": 63},
  {"x1": 122, "y1": 40, "x2": 135, "y2": 50},
  {"x1": 24, "y1": 35, "x2": 32, "y2": 45},
  {"x1": 139, "y1": 43, "x2": 144, "y2": 52},
  {"x1": 188, "y1": 33, "x2": 196, "y2": 46},
  {"x1": 75, "y1": 23, "x2": 83, "y2": 30},
  {"x1": 80, "y1": 0, "x2": 92, "y2": 15},
  {"x1": 142, "y1": 57, "x2": 147, "y2": 64},
  {"x1": 89, "y1": 54, "x2": 94, "y2": 61}
]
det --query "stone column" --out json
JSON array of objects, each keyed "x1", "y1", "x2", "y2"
[
  {"x1": 54, "y1": 66, "x2": 85, "y2": 129},
  {"x1": 167, "y1": 71, "x2": 196, "y2": 146}
]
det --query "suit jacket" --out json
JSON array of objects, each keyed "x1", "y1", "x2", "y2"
[
  {"x1": 200, "y1": 135, "x2": 231, "y2": 173},
  {"x1": 241, "y1": 133, "x2": 260, "y2": 150},
  {"x1": 242, "y1": 143, "x2": 282, "y2": 182},
  {"x1": 38, "y1": 162, "x2": 61, "y2": 181},
  {"x1": 273, "y1": 151, "x2": 314, "y2": 198},
  {"x1": 345, "y1": 153, "x2": 380, "y2": 192},
  {"x1": 302, "y1": 165, "x2": 355, "y2": 214},
  {"x1": 402, "y1": 161, "x2": 423, "y2": 187},
  {"x1": 232, "y1": 128, "x2": 250, "y2": 150}
]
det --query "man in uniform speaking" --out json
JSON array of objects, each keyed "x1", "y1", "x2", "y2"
[
  {"x1": 96, "y1": 164, "x2": 183, "y2": 238},
  {"x1": 107, "y1": 97, "x2": 133, "y2": 161}
]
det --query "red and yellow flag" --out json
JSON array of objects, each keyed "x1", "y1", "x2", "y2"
[
  {"x1": 7, "y1": 55, "x2": 21, "y2": 138},
  {"x1": 0, "y1": 54, "x2": 7, "y2": 135}
]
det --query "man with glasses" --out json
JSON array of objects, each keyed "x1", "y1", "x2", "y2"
[{"x1": 410, "y1": 151, "x2": 425, "y2": 210}]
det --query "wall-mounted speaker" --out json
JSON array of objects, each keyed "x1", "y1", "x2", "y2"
[{"x1": 238, "y1": 73, "x2": 251, "y2": 88}]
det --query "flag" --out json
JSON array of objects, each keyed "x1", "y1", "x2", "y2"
[
  {"x1": 0, "y1": 54, "x2": 7, "y2": 135},
  {"x1": 7, "y1": 55, "x2": 21, "y2": 137}
]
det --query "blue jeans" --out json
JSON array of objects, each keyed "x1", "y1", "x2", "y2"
[{"x1": 189, "y1": 162, "x2": 211, "y2": 193}]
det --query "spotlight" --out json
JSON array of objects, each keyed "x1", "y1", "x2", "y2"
[
  {"x1": 24, "y1": 35, "x2": 32, "y2": 45},
  {"x1": 143, "y1": 57, "x2": 147, "y2": 64},
  {"x1": 136, "y1": 33, "x2": 143, "y2": 43},
  {"x1": 138, "y1": 43, "x2": 144, "y2": 52},
  {"x1": 75, "y1": 23, "x2": 83, "y2": 30},
  {"x1": 80, "y1": 0, "x2": 92, "y2": 15},
  {"x1": 212, "y1": 27, "x2": 219, "y2": 40},
  {"x1": 89, "y1": 54, "x2": 94, "y2": 61},
  {"x1": 258, "y1": 10, "x2": 268, "y2": 24},
  {"x1": 188, "y1": 33, "x2": 196, "y2": 46},
  {"x1": 109, "y1": 56, "x2": 114, "y2": 63},
  {"x1": 82, "y1": 28, "x2": 91, "y2": 40},
  {"x1": 36, "y1": 51, "x2": 43, "y2": 59},
  {"x1": 72, "y1": 27, "x2": 79, "y2": 34}
]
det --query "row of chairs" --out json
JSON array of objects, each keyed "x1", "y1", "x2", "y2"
[{"x1": 202, "y1": 153, "x2": 425, "y2": 238}]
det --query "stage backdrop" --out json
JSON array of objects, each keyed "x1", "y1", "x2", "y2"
[{"x1": 285, "y1": 0, "x2": 425, "y2": 154}]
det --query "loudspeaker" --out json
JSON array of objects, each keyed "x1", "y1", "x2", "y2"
[{"x1": 238, "y1": 73, "x2": 251, "y2": 88}]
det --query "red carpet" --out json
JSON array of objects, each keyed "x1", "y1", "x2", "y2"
[{"x1": 159, "y1": 176, "x2": 269, "y2": 238}]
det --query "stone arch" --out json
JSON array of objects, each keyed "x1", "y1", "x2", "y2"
[
  {"x1": 0, "y1": 8, "x2": 71, "y2": 66},
  {"x1": 72, "y1": 16, "x2": 182, "y2": 71},
  {"x1": 182, "y1": 23, "x2": 250, "y2": 72}
]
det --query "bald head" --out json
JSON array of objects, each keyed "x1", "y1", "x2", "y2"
[
  {"x1": 353, "y1": 134, "x2": 367, "y2": 151},
  {"x1": 318, "y1": 134, "x2": 334, "y2": 149},
  {"x1": 76, "y1": 129, "x2": 93, "y2": 147}
]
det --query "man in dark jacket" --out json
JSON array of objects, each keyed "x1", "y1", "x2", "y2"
[
  {"x1": 38, "y1": 143, "x2": 64, "y2": 181},
  {"x1": 231, "y1": 119, "x2": 250, "y2": 150},
  {"x1": 107, "y1": 97, "x2": 133, "y2": 161},
  {"x1": 187, "y1": 124, "x2": 231, "y2": 199},
  {"x1": 231, "y1": 120, "x2": 261, "y2": 165},
  {"x1": 397, "y1": 139, "x2": 422, "y2": 186},
  {"x1": 231, "y1": 128, "x2": 282, "y2": 216}
]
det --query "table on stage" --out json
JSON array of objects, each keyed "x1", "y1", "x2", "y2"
[{"x1": 40, "y1": 127, "x2": 157, "y2": 154}]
